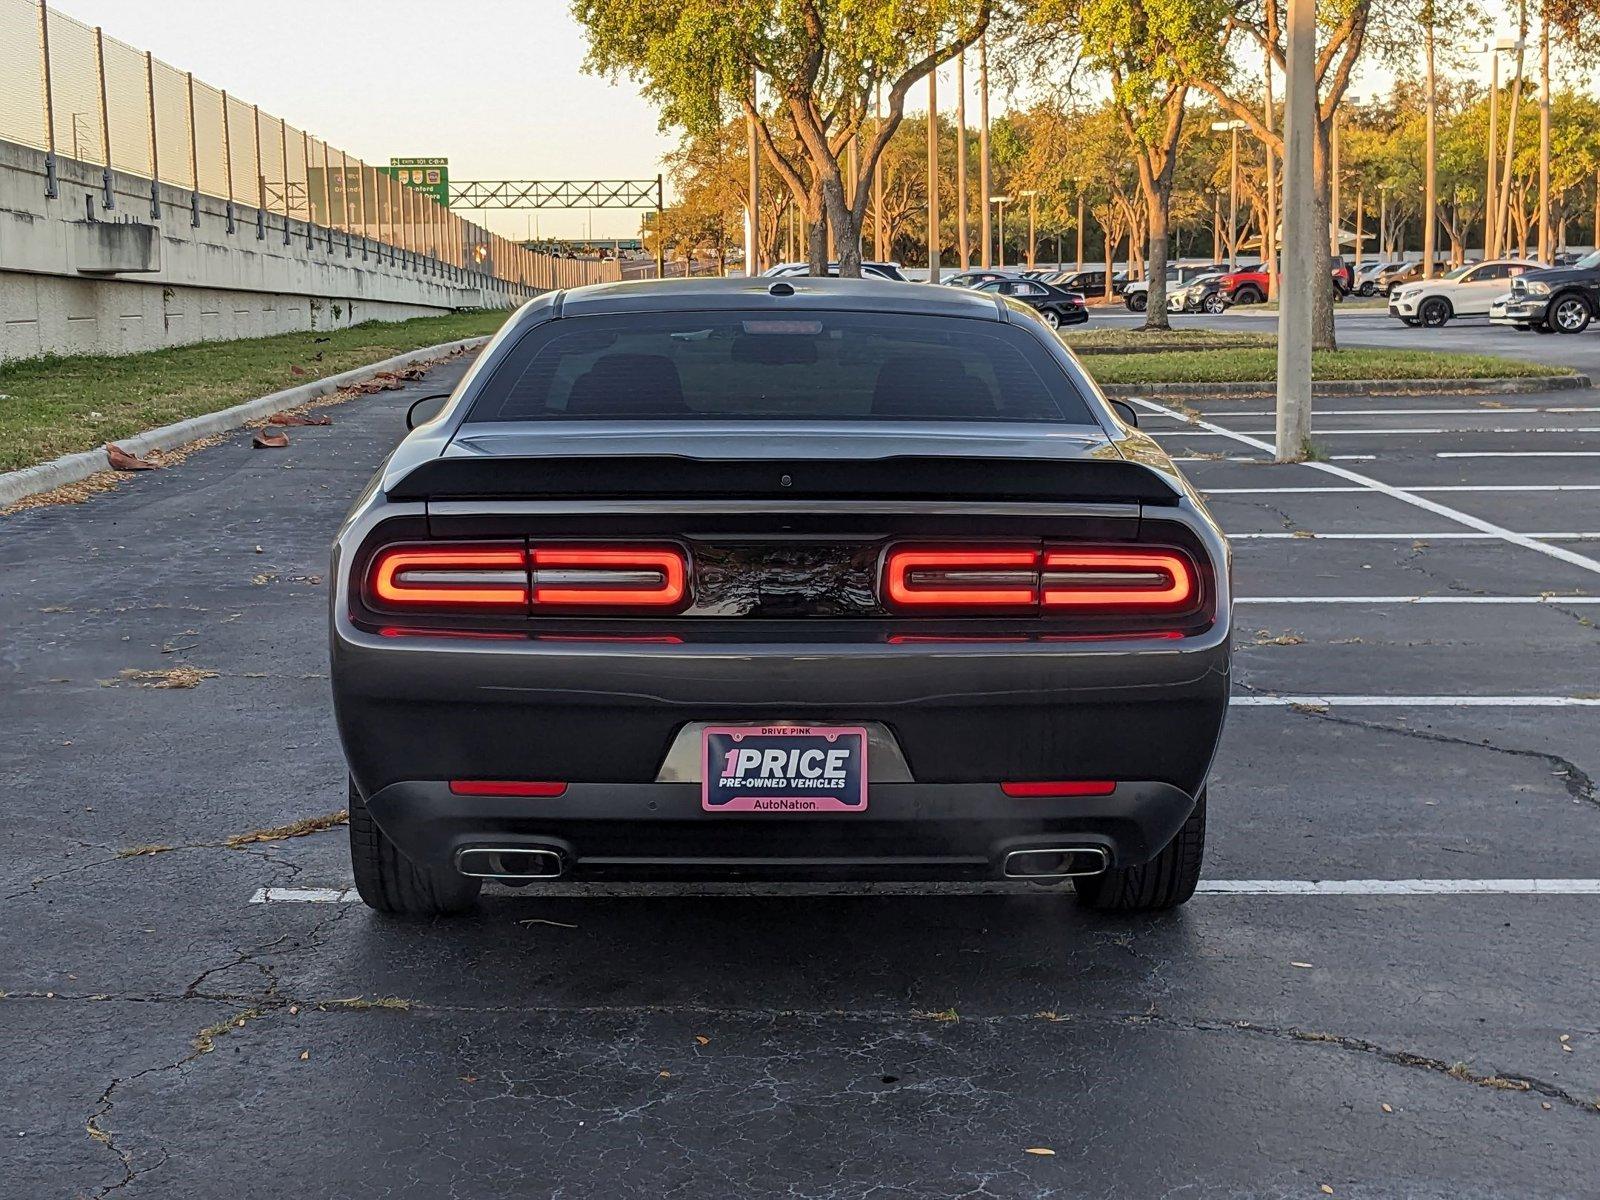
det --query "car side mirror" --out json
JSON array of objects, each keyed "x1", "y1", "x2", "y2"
[
  {"x1": 1108, "y1": 398, "x2": 1140, "y2": 428},
  {"x1": 406, "y1": 393, "x2": 451, "y2": 430}
]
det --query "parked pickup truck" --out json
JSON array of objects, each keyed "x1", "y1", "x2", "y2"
[{"x1": 1490, "y1": 250, "x2": 1600, "y2": 334}]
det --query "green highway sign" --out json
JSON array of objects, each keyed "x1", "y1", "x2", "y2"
[{"x1": 381, "y1": 157, "x2": 449, "y2": 207}]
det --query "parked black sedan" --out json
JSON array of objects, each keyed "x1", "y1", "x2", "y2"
[
  {"x1": 971, "y1": 277, "x2": 1089, "y2": 328},
  {"x1": 330, "y1": 277, "x2": 1230, "y2": 917}
]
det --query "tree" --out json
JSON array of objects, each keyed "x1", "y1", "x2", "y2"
[
  {"x1": 573, "y1": 0, "x2": 991, "y2": 276},
  {"x1": 1024, "y1": 0, "x2": 1229, "y2": 328},
  {"x1": 1192, "y1": 0, "x2": 1391, "y2": 349}
]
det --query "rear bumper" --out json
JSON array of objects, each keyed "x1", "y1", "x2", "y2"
[{"x1": 363, "y1": 778, "x2": 1201, "y2": 880}]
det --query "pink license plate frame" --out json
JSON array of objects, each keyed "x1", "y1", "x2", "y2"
[{"x1": 700, "y1": 725, "x2": 869, "y2": 813}]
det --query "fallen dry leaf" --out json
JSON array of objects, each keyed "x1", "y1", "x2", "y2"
[
  {"x1": 106, "y1": 443, "x2": 161, "y2": 471},
  {"x1": 1291, "y1": 961, "x2": 1314, "y2": 969},
  {"x1": 1024, "y1": 1148, "x2": 1056, "y2": 1157},
  {"x1": 268, "y1": 412, "x2": 333, "y2": 427},
  {"x1": 290, "y1": 365, "x2": 308, "y2": 376},
  {"x1": 299, "y1": 1050, "x2": 310, "y2": 1061},
  {"x1": 226, "y1": 810, "x2": 348, "y2": 848},
  {"x1": 1321, "y1": 1187, "x2": 1335, "y2": 1196},
  {"x1": 695, "y1": 1035, "x2": 710, "y2": 1046},
  {"x1": 1381, "y1": 1103, "x2": 1393, "y2": 1114},
  {"x1": 109, "y1": 666, "x2": 218, "y2": 689},
  {"x1": 252, "y1": 429, "x2": 290, "y2": 449}
]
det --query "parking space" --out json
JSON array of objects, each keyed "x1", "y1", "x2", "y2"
[{"x1": 2, "y1": 357, "x2": 1597, "y2": 1197}]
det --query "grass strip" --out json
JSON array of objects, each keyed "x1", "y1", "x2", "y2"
[
  {"x1": 1081, "y1": 347, "x2": 1572, "y2": 385},
  {"x1": 0, "y1": 311, "x2": 509, "y2": 473}
]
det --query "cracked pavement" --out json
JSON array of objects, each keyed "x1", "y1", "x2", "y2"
[{"x1": 2, "y1": 348, "x2": 1599, "y2": 1197}]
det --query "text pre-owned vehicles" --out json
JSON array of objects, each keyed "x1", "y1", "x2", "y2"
[
  {"x1": 762, "y1": 261, "x2": 910, "y2": 282},
  {"x1": 1491, "y1": 249, "x2": 1600, "y2": 334},
  {"x1": 331, "y1": 279, "x2": 1231, "y2": 918},
  {"x1": 971, "y1": 277, "x2": 1089, "y2": 328},
  {"x1": 1388, "y1": 258, "x2": 1542, "y2": 326},
  {"x1": 1122, "y1": 265, "x2": 1229, "y2": 312}
]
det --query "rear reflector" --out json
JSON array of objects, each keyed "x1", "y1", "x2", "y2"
[
  {"x1": 531, "y1": 545, "x2": 688, "y2": 608},
  {"x1": 449, "y1": 780, "x2": 568, "y2": 797},
  {"x1": 883, "y1": 548, "x2": 1039, "y2": 607},
  {"x1": 369, "y1": 544, "x2": 529, "y2": 609},
  {"x1": 1001, "y1": 780, "x2": 1117, "y2": 797}
]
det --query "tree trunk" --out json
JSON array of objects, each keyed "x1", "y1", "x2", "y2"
[
  {"x1": 1313, "y1": 119, "x2": 1337, "y2": 352},
  {"x1": 824, "y1": 175, "x2": 864, "y2": 276},
  {"x1": 807, "y1": 203, "x2": 828, "y2": 274},
  {"x1": 1143, "y1": 188, "x2": 1173, "y2": 331}
]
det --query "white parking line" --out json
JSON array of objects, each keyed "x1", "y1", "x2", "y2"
[
  {"x1": 1197, "y1": 879, "x2": 1600, "y2": 895},
  {"x1": 1229, "y1": 531, "x2": 1600, "y2": 540},
  {"x1": 1174, "y1": 426, "x2": 1600, "y2": 437},
  {"x1": 1230, "y1": 693, "x2": 1600, "y2": 706},
  {"x1": 1435, "y1": 451, "x2": 1600, "y2": 458},
  {"x1": 1237, "y1": 595, "x2": 1600, "y2": 604},
  {"x1": 1142, "y1": 395, "x2": 1600, "y2": 574},
  {"x1": 1205, "y1": 484, "x2": 1600, "y2": 494},
  {"x1": 248, "y1": 880, "x2": 1600, "y2": 903},
  {"x1": 1146, "y1": 406, "x2": 1600, "y2": 419}
]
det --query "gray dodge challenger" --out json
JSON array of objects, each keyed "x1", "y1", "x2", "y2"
[{"x1": 330, "y1": 277, "x2": 1232, "y2": 916}]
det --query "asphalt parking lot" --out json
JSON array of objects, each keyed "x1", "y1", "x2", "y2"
[{"x1": 3, "y1": 344, "x2": 1598, "y2": 1198}]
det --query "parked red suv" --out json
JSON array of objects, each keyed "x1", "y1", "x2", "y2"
[{"x1": 1217, "y1": 258, "x2": 1352, "y2": 305}]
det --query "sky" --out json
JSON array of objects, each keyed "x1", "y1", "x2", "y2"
[
  {"x1": 54, "y1": 0, "x2": 678, "y2": 240},
  {"x1": 50, "y1": 0, "x2": 1521, "y2": 242}
]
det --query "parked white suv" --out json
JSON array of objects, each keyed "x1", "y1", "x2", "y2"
[{"x1": 1388, "y1": 259, "x2": 1541, "y2": 327}]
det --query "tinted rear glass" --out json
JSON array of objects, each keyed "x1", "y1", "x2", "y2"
[{"x1": 465, "y1": 310, "x2": 1094, "y2": 424}]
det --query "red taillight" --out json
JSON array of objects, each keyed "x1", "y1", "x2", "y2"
[
  {"x1": 1001, "y1": 780, "x2": 1117, "y2": 797},
  {"x1": 531, "y1": 545, "x2": 687, "y2": 608},
  {"x1": 1040, "y1": 549, "x2": 1197, "y2": 611},
  {"x1": 368, "y1": 544, "x2": 529, "y2": 610},
  {"x1": 882, "y1": 544, "x2": 1201, "y2": 616},
  {"x1": 449, "y1": 780, "x2": 567, "y2": 797},
  {"x1": 883, "y1": 548, "x2": 1039, "y2": 608},
  {"x1": 365, "y1": 542, "x2": 688, "y2": 614}
]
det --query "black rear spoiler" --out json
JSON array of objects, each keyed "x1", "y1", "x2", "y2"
[{"x1": 386, "y1": 455, "x2": 1182, "y2": 504}]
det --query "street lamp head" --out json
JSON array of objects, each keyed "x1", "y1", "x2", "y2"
[
  {"x1": 989, "y1": 195, "x2": 1011, "y2": 204},
  {"x1": 1210, "y1": 119, "x2": 1248, "y2": 132},
  {"x1": 1019, "y1": 189, "x2": 1038, "y2": 197}
]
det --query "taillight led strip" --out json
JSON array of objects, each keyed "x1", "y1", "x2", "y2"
[
  {"x1": 367, "y1": 543, "x2": 689, "y2": 613},
  {"x1": 882, "y1": 545, "x2": 1199, "y2": 613}
]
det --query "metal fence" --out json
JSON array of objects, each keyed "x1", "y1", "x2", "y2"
[{"x1": 0, "y1": 0, "x2": 617, "y2": 291}]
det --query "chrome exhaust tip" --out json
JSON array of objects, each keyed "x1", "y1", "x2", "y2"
[
  {"x1": 1002, "y1": 847, "x2": 1110, "y2": 879},
  {"x1": 456, "y1": 847, "x2": 564, "y2": 881}
]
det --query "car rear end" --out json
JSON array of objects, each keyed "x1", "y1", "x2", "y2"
[{"x1": 330, "y1": 281, "x2": 1231, "y2": 908}]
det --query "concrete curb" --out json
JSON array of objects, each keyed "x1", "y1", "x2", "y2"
[
  {"x1": 0, "y1": 336, "x2": 489, "y2": 510},
  {"x1": 1099, "y1": 373, "x2": 1590, "y2": 399}
]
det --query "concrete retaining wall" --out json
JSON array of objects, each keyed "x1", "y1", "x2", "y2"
[{"x1": 0, "y1": 139, "x2": 532, "y2": 361}]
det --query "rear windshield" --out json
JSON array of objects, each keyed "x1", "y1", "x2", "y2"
[{"x1": 464, "y1": 310, "x2": 1094, "y2": 424}]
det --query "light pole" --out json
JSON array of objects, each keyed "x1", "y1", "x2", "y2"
[
  {"x1": 1378, "y1": 182, "x2": 1393, "y2": 260},
  {"x1": 1020, "y1": 189, "x2": 1038, "y2": 269},
  {"x1": 1484, "y1": 38, "x2": 1520, "y2": 258},
  {"x1": 978, "y1": 34, "x2": 992, "y2": 269},
  {"x1": 926, "y1": 60, "x2": 940, "y2": 284},
  {"x1": 990, "y1": 195, "x2": 1010, "y2": 267},
  {"x1": 956, "y1": 50, "x2": 969, "y2": 269},
  {"x1": 1212, "y1": 119, "x2": 1247, "y2": 270},
  {"x1": 1075, "y1": 187, "x2": 1085, "y2": 271},
  {"x1": 1276, "y1": 0, "x2": 1317, "y2": 462}
]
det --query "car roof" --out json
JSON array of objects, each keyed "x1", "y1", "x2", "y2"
[{"x1": 531, "y1": 275, "x2": 1006, "y2": 322}]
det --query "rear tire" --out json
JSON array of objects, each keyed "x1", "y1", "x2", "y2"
[
  {"x1": 1234, "y1": 285, "x2": 1264, "y2": 305},
  {"x1": 1074, "y1": 791, "x2": 1206, "y2": 913},
  {"x1": 349, "y1": 778, "x2": 481, "y2": 917},
  {"x1": 1042, "y1": 308, "x2": 1062, "y2": 329},
  {"x1": 1126, "y1": 292, "x2": 1148, "y2": 312}
]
